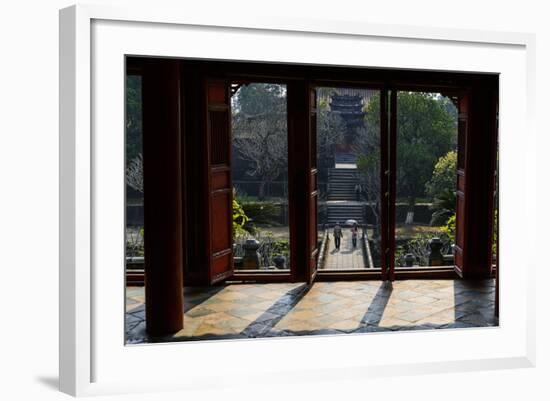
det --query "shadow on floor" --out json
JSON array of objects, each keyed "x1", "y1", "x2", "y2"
[
  {"x1": 360, "y1": 281, "x2": 393, "y2": 327},
  {"x1": 240, "y1": 283, "x2": 312, "y2": 337},
  {"x1": 450, "y1": 279, "x2": 498, "y2": 328}
]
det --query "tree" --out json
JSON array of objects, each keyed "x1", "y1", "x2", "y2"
[
  {"x1": 396, "y1": 93, "x2": 455, "y2": 223},
  {"x1": 355, "y1": 93, "x2": 381, "y2": 237},
  {"x1": 429, "y1": 189, "x2": 456, "y2": 226},
  {"x1": 126, "y1": 153, "x2": 143, "y2": 193},
  {"x1": 126, "y1": 75, "x2": 142, "y2": 162},
  {"x1": 364, "y1": 92, "x2": 456, "y2": 224},
  {"x1": 426, "y1": 150, "x2": 457, "y2": 200},
  {"x1": 426, "y1": 150, "x2": 457, "y2": 226},
  {"x1": 232, "y1": 84, "x2": 287, "y2": 200},
  {"x1": 317, "y1": 107, "x2": 346, "y2": 170},
  {"x1": 357, "y1": 150, "x2": 381, "y2": 235},
  {"x1": 232, "y1": 83, "x2": 285, "y2": 116}
]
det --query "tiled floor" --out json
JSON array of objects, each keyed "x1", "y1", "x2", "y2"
[
  {"x1": 126, "y1": 279, "x2": 497, "y2": 344},
  {"x1": 322, "y1": 229, "x2": 365, "y2": 270}
]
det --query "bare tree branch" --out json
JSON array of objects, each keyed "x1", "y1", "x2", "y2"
[{"x1": 126, "y1": 153, "x2": 143, "y2": 193}]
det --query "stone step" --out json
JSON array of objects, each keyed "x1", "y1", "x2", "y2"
[
  {"x1": 328, "y1": 174, "x2": 358, "y2": 178},
  {"x1": 327, "y1": 208, "x2": 363, "y2": 212},
  {"x1": 328, "y1": 213, "x2": 363, "y2": 216},
  {"x1": 329, "y1": 176, "x2": 357, "y2": 179},
  {"x1": 327, "y1": 198, "x2": 356, "y2": 201},
  {"x1": 326, "y1": 220, "x2": 363, "y2": 223},
  {"x1": 326, "y1": 215, "x2": 363, "y2": 219},
  {"x1": 328, "y1": 212, "x2": 364, "y2": 216},
  {"x1": 327, "y1": 197, "x2": 356, "y2": 201},
  {"x1": 328, "y1": 207, "x2": 363, "y2": 209},
  {"x1": 328, "y1": 179, "x2": 357, "y2": 183},
  {"x1": 329, "y1": 167, "x2": 357, "y2": 172},
  {"x1": 328, "y1": 179, "x2": 357, "y2": 184},
  {"x1": 329, "y1": 185, "x2": 357, "y2": 188}
]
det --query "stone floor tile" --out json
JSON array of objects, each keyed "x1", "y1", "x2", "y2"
[
  {"x1": 125, "y1": 279, "x2": 497, "y2": 343},
  {"x1": 185, "y1": 306, "x2": 218, "y2": 318},
  {"x1": 410, "y1": 295, "x2": 440, "y2": 305},
  {"x1": 173, "y1": 317, "x2": 202, "y2": 337},
  {"x1": 378, "y1": 316, "x2": 415, "y2": 328},
  {"x1": 193, "y1": 323, "x2": 238, "y2": 337},
  {"x1": 329, "y1": 319, "x2": 361, "y2": 331},
  {"x1": 415, "y1": 310, "x2": 456, "y2": 326}
]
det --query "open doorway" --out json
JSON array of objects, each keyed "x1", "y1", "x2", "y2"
[
  {"x1": 315, "y1": 87, "x2": 382, "y2": 270},
  {"x1": 230, "y1": 82, "x2": 291, "y2": 273},
  {"x1": 393, "y1": 91, "x2": 459, "y2": 269},
  {"x1": 315, "y1": 88, "x2": 462, "y2": 273}
]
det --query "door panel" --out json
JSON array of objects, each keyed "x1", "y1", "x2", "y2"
[
  {"x1": 206, "y1": 79, "x2": 234, "y2": 284},
  {"x1": 388, "y1": 90, "x2": 397, "y2": 281},
  {"x1": 455, "y1": 91, "x2": 469, "y2": 277},
  {"x1": 379, "y1": 90, "x2": 390, "y2": 280},
  {"x1": 308, "y1": 87, "x2": 319, "y2": 284}
]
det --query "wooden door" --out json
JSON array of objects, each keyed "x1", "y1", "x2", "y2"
[
  {"x1": 377, "y1": 89, "x2": 397, "y2": 281},
  {"x1": 379, "y1": 89, "x2": 390, "y2": 281},
  {"x1": 205, "y1": 79, "x2": 234, "y2": 284},
  {"x1": 492, "y1": 93, "x2": 499, "y2": 317},
  {"x1": 307, "y1": 86, "x2": 319, "y2": 284},
  {"x1": 387, "y1": 90, "x2": 398, "y2": 281},
  {"x1": 454, "y1": 91, "x2": 469, "y2": 277}
]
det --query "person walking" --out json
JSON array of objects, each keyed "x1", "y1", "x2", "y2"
[
  {"x1": 351, "y1": 223, "x2": 358, "y2": 248},
  {"x1": 333, "y1": 222, "x2": 343, "y2": 250}
]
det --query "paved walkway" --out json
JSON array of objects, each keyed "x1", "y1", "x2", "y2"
[
  {"x1": 126, "y1": 279, "x2": 498, "y2": 343},
  {"x1": 322, "y1": 229, "x2": 365, "y2": 270}
]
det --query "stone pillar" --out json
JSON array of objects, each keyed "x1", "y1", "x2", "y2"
[
  {"x1": 242, "y1": 239, "x2": 261, "y2": 269},
  {"x1": 428, "y1": 237, "x2": 444, "y2": 267}
]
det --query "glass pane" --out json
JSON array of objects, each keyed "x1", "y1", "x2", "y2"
[
  {"x1": 395, "y1": 92, "x2": 458, "y2": 267},
  {"x1": 316, "y1": 87, "x2": 381, "y2": 270},
  {"x1": 231, "y1": 83, "x2": 290, "y2": 271}
]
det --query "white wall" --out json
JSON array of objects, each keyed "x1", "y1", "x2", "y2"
[{"x1": 0, "y1": 1, "x2": 548, "y2": 400}]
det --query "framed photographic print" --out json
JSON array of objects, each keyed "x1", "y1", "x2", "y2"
[{"x1": 59, "y1": 3, "x2": 535, "y2": 396}]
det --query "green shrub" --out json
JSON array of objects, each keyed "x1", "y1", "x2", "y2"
[
  {"x1": 241, "y1": 201, "x2": 281, "y2": 225},
  {"x1": 443, "y1": 214, "x2": 456, "y2": 243},
  {"x1": 232, "y1": 198, "x2": 249, "y2": 237},
  {"x1": 426, "y1": 150, "x2": 457, "y2": 200},
  {"x1": 395, "y1": 231, "x2": 453, "y2": 267}
]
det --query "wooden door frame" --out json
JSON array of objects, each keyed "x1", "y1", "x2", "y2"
[
  {"x1": 126, "y1": 57, "x2": 498, "y2": 285},
  {"x1": 388, "y1": 89, "x2": 397, "y2": 282}
]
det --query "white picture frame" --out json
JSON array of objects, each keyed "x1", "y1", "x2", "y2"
[{"x1": 59, "y1": 4, "x2": 536, "y2": 397}]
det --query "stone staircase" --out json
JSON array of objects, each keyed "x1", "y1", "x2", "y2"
[
  {"x1": 334, "y1": 153, "x2": 357, "y2": 165},
  {"x1": 326, "y1": 203, "x2": 364, "y2": 225},
  {"x1": 327, "y1": 168, "x2": 358, "y2": 201},
  {"x1": 325, "y1": 166, "x2": 364, "y2": 225}
]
